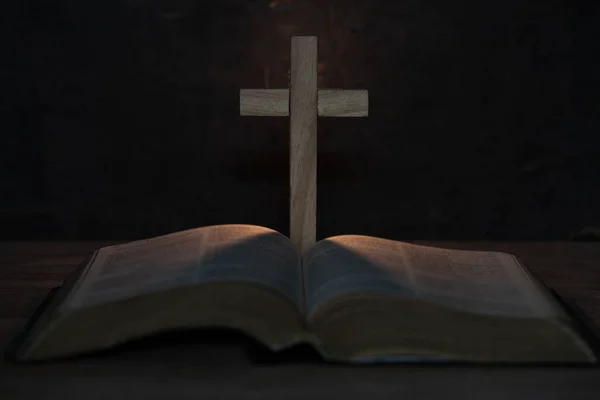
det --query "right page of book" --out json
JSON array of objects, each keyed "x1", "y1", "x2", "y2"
[{"x1": 302, "y1": 236, "x2": 596, "y2": 363}]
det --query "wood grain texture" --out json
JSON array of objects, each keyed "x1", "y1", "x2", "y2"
[
  {"x1": 289, "y1": 36, "x2": 318, "y2": 255},
  {"x1": 239, "y1": 89, "x2": 289, "y2": 116},
  {"x1": 2, "y1": 242, "x2": 600, "y2": 399},
  {"x1": 318, "y1": 90, "x2": 369, "y2": 117}
]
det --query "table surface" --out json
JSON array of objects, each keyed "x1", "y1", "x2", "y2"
[{"x1": 1, "y1": 241, "x2": 600, "y2": 399}]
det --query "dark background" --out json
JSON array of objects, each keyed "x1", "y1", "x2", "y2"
[{"x1": 2, "y1": 0, "x2": 599, "y2": 241}]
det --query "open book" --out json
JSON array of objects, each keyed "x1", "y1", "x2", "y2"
[{"x1": 7, "y1": 225, "x2": 598, "y2": 363}]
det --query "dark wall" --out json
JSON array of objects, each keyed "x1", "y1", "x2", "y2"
[{"x1": 2, "y1": 0, "x2": 599, "y2": 241}]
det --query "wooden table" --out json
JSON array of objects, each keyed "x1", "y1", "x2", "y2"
[{"x1": 1, "y1": 241, "x2": 600, "y2": 399}]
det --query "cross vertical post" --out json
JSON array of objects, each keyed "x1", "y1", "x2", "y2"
[{"x1": 289, "y1": 36, "x2": 318, "y2": 255}]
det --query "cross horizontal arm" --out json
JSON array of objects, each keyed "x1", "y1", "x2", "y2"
[
  {"x1": 239, "y1": 89, "x2": 289, "y2": 116},
  {"x1": 239, "y1": 89, "x2": 369, "y2": 117},
  {"x1": 318, "y1": 90, "x2": 369, "y2": 117}
]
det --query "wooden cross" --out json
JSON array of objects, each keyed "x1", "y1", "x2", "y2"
[{"x1": 239, "y1": 36, "x2": 369, "y2": 255}]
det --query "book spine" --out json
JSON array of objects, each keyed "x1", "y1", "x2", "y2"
[
  {"x1": 4, "y1": 286, "x2": 61, "y2": 363},
  {"x1": 4, "y1": 252, "x2": 96, "y2": 363}
]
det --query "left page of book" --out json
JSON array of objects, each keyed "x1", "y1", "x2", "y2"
[
  {"x1": 20, "y1": 224, "x2": 311, "y2": 361},
  {"x1": 63, "y1": 224, "x2": 302, "y2": 311}
]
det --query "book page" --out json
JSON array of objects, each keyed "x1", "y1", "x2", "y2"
[
  {"x1": 399, "y1": 242, "x2": 562, "y2": 318},
  {"x1": 303, "y1": 236, "x2": 560, "y2": 319},
  {"x1": 64, "y1": 225, "x2": 301, "y2": 311}
]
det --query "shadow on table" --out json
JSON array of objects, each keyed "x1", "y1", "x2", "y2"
[{"x1": 7, "y1": 328, "x2": 324, "y2": 366}]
